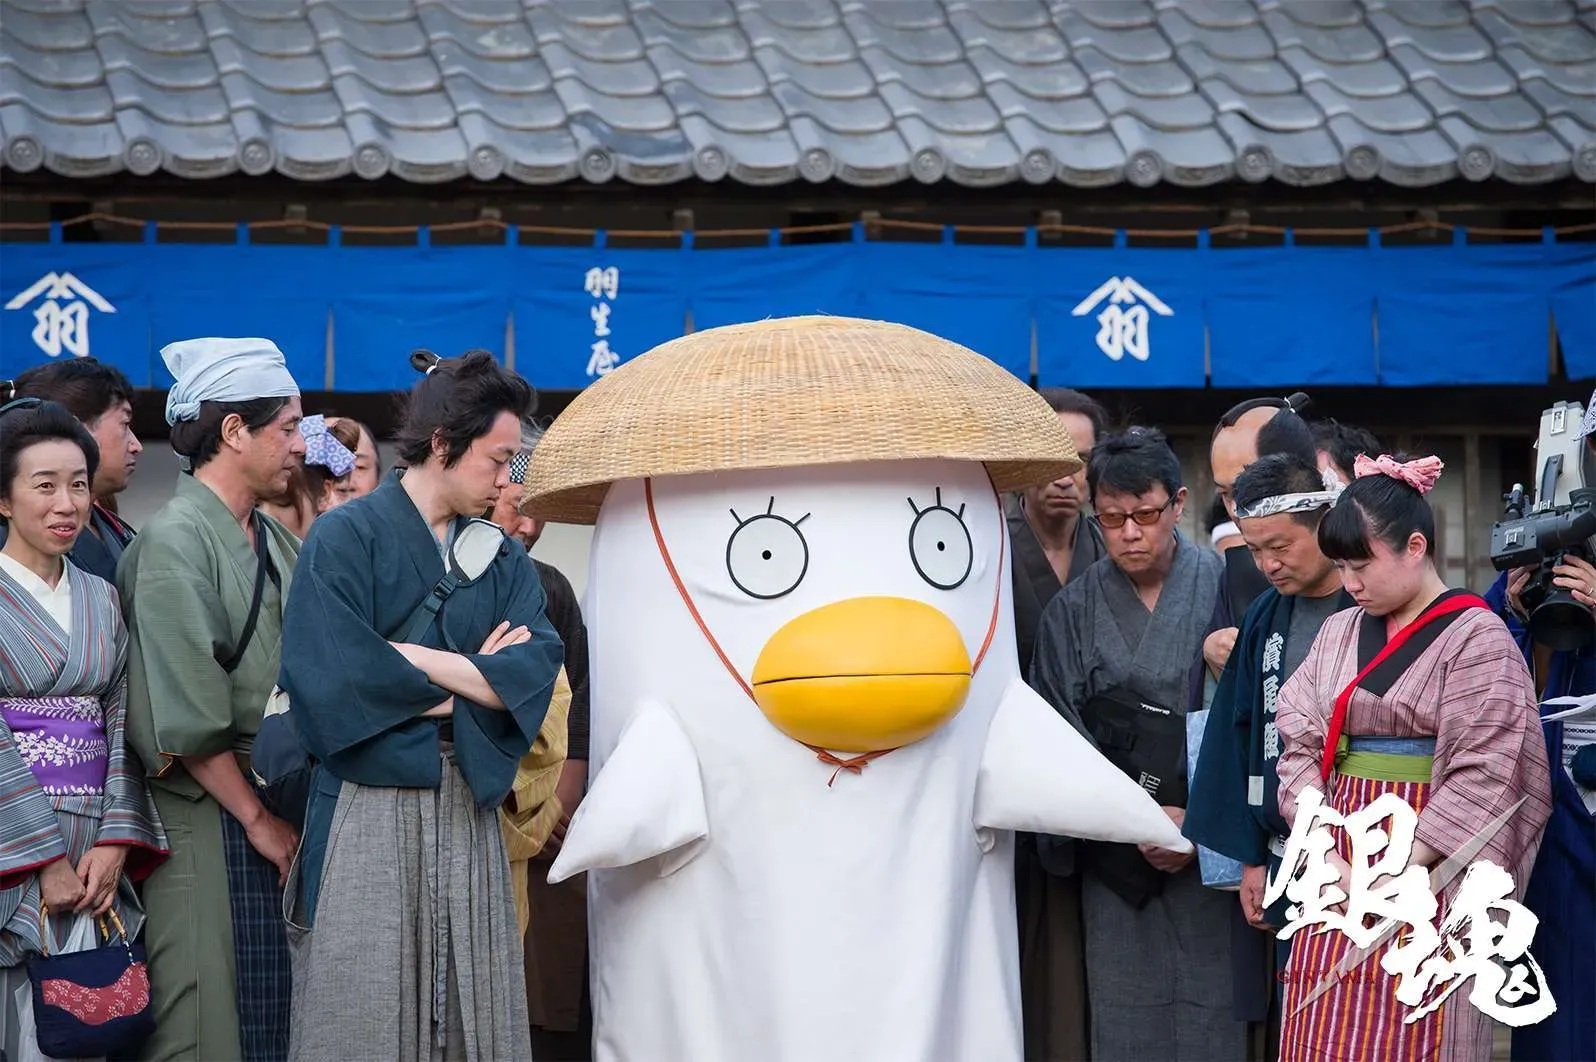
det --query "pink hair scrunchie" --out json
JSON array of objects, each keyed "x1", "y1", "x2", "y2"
[{"x1": 1353, "y1": 453, "x2": 1444, "y2": 495}]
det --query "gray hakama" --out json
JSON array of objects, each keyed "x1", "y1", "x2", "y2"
[
  {"x1": 285, "y1": 748, "x2": 530, "y2": 1062},
  {"x1": 1031, "y1": 536, "x2": 1247, "y2": 1062}
]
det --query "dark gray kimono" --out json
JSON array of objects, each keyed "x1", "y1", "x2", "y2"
[{"x1": 1031, "y1": 535, "x2": 1246, "y2": 1062}]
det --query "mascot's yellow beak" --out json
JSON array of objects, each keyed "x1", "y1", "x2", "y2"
[{"x1": 750, "y1": 596, "x2": 972, "y2": 753}]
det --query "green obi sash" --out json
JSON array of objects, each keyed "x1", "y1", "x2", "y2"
[{"x1": 1334, "y1": 734, "x2": 1436, "y2": 784}]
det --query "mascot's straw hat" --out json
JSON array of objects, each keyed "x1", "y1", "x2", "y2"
[{"x1": 524, "y1": 315, "x2": 1081, "y2": 525}]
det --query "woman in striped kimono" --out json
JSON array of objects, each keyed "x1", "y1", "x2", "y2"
[
  {"x1": 1274, "y1": 454, "x2": 1552, "y2": 1062},
  {"x1": 0, "y1": 399, "x2": 168, "y2": 1061}
]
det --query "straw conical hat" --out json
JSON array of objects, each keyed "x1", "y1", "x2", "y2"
[{"x1": 524, "y1": 315, "x2": 1081, "y2": 525}]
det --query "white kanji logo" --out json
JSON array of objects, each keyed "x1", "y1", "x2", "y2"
[
  {"x1": 5, "y1": 272, "x2": 117, "y2": 359},
  {"x1": 586, "y1": 340, "x2": 621, "y2": 378},
  {"x1": 583, "y1": 267, "x2": 619, "y2": 301},
  {"x1": 1070, "y1": 276, "x2": 1172, "y2": 362}
]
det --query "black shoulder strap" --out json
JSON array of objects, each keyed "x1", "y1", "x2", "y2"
[
  {"x1": 221, "y1": 512, "x2": 274, "y2": 675},
  {"x1": 1354, "y1": 589, "x2": 1475, "y2": 698}
]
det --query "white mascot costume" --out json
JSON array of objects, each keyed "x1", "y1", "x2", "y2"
[{"x1": 527, "y1": 317, "x2": 1193, "y2": 1062}]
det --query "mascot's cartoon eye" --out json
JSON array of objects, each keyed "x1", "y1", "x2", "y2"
[
  {"x1": 726, "y1": 498, "x2": 811, "y2": 600},
  {"x1": 907, "y1": 488, "x2": 973, "y2": 591}
]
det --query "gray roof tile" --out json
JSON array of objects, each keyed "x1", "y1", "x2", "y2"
[
  {"x1": 1070, "y1": 1, "x2": 1158, "y2": 30},
  {"x1": 650, "y1": 47, "x2": 768, "y2": 99},
  {"x1": 1304, "y1": 79, "x2": 1433, "y2": 132},
  {"x1": 987, "y1": 80, "x2": 1106, "y2": 132},
  {"x1": 85, "y1": 2, "x2": 209, "y2": 55},
  {"x1": 1054, "y1": 9, "x2": 1174, "y2": 61},
  {"x1": 1202, "y1": 79, "x2": 1324, "y2": 132},
  {"x1": 0, "y1": 64, "x2": 112, "y2": 123},
  {"x1": 105, "y1": 69, "x2": 229, "y2": 126},
  {"x1": 541, "y1": 40, "x2": 660, "y2": 96},
  {"x1": 1075, "y1": 47, "x2": 1196, "y2": 96},
  {"x1": 946, "y1": 6, "x2": 1069, "y2": 64},
  {"x1": 1272, "y1": 1, "x2": 1364, "y2": 29},
  {"x1": 740, "y1": 8, "x2": 854, "y2": 63},
  {"x1": 100, "y1": 35, "x2": 220, "y2": 90},
  {"x1": 444, "y1": 75, "x2": 565, "y2": 131},
  {"x1": 1496, "y1": 43, "x2": 1596, "y2": 96},
  {"x1": 432, "y1": 39, "x2": 550, "y2": 93},
  {"x1": 201, "y1": 5, "x2": 319, "y2": 57},
  {"x1": 756, "y1": 46, "x2": 873, "y2": 97},
  {"x1": 1415, "y1": 77, "x2": 1542, "y2": 130},
  {"x1": 1167, "y1": 0, "x2": 1263, "y2": 30},
  {"x1": 1371, "y1": 0, "x2": 1473, "y2": 29},
  {"x1": 1214, "y1": 111, "x2": 1345, "y2": 183},
  {"x1": 1281, "y1": 47, "x2": 1406, "y2": 95},
  {"x1": 633, "y1": 9, "x2": 750, "y2": 61},
  {"x1": 307, "y1": 4, "x2": 428, "y2": 57},
  {"x1": 1157, "y1": 8, "x2": 1277, "y2": 61},
  {"x1": 1389, "y1": 44, "x2": 1517, "y2": 96},
  {"x1": 1263, "y1": 8, "x2": 1385, "y2": 62},
  {"x1": 1094, "y1": 79, "x2": 1214, "y2": 129},
  {"x1": 878, "y1": 79, "x2": 1000, "y2": 134},
  {"x1": 219, "y1": 0, "x2": 307, "y2": 20},
  {"x1": 320, "y1": 39, "x2": 441, "y2": 93},
  {"x1": 222, "y1": 72, "x2": 342, "y2": 128},
  {"x1": 633, "y1": 0, "x2": 738, "y2": 30},
  {"x1": 553, "y1": 76, "x2": 674, "y2": 131},
  {"x1": 0, "y1": 6, "x2": 93, "y2": 52},
  {"x1": 751, "y1": 0, "x2": 843, "y2": 31},
  {"x1": 526, "y1": 5, "x2": 645, "y2": 61},
  {"x1": 417, "y1": 6, "x2": 537, "y2": 59},
  {"x1": 0, "y1": 31, "x2": 102, "y2": 87},
  {"x1": 2, "y1": 0, "x2": 1590, "y2": 187},
  {"x1": 1174, "y1": 42, "x2": 1297, "y2": 94},
  {"x1": 663, "y1": 79, "x2": 785, "y2": 133},
  {"x1": 842, "y1": 10, "x2": 963, "y2": 65},
  {"x1": 955, "y1": 0, "x2": 1051, "y2": 33},
  {"x1": 771, "y1": 78, "x2": 892, "y2": 133},
  {"x1": 966, "y1": 44, "x2": 1090, "y2": 98},
  {"x1": 861, "y1": 48, "x2": 981, "y2": 100}
]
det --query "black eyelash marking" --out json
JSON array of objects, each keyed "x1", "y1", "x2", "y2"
[
  {"x1": 730, "y1": 497, "x2": 810, "y2": 527},
  {"x1": 907, "y1": 487, "x2": 966, "y2": 519}
]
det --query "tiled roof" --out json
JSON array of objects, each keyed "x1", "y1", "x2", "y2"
[{"x1": 1, "y1": 0, "x2": 1592, "y2": 189}]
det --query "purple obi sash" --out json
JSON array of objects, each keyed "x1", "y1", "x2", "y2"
[{"x1": 0, "y1": 696, "x2": 108, "y2": 795}]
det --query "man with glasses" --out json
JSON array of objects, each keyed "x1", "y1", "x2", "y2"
[{"x1": 1030, "y1": 427, "x2": 1239, "y2": 1062}]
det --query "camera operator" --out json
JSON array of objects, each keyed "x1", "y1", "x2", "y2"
[
  {"x1": 1501, "y1": 556, "x2": 1596, "y2": 689},
  {"x1": 1486, "y1": 391, "x2": 1595, "y2": 1062}
]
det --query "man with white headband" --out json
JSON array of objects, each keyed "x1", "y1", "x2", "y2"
[
  {"x1": 1183, "y1": 449, "x2": 1354, "y2": 1059},
  {"x1": 118, "y1": 337, "x2": 305, "y2": 1062}
]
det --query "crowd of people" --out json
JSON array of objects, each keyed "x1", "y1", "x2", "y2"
[{"x1": 0, "y1": 335, "x2": 1589, "y2": 1062}]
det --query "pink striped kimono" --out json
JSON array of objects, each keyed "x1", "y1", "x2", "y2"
[{"x1": 1274, "y1": 603, "x2": 1552, "y2": 1062}]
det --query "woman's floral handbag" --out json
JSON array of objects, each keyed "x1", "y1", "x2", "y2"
[{"x1": 26, "y1": 905, "x2": 155, "y2": 1059}]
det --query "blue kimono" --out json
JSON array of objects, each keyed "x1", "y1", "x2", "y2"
[
  {"x1": 1184, "y1": 585, "x2": 1354, "y2": 1023},
  {"x1": 1488, "y1": 573, "x2": 1596, "y2": 1062},
  {"x1": 279, "y1": 471, "x2": 563, "y2": 925}
]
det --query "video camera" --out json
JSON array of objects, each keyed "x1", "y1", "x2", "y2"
[{"x1": 1491, "y1": 399, "x2": 1596, "y2": 651}]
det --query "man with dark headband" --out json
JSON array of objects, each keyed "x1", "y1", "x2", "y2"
[
  {"x1": 1185, "y1": 452, "x2": 1355, "y2": 1060},
  {"x1": 1184, "y1": 394, "x2": 1322, "y2": 1061}
]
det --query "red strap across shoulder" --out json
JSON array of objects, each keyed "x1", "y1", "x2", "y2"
[{"x1": 1319, "y1": 592, "x2": 1489, "y2": 782}]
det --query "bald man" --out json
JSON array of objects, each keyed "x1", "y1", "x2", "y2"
[{"x1": 1191, "y1": 400, "x2": 1319, "y2": 691}]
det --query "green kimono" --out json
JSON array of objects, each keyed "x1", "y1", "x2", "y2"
[{"x1": 118, "y1": 473, "x2": 300, "y2": 1062}]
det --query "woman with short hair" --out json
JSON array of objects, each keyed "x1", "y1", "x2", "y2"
[{"x1": 1273, "y1": 455, "x2": 1552, "y2": 1062}]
